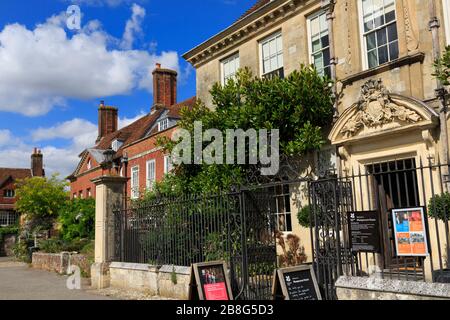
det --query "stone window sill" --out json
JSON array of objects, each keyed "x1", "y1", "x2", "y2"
[{"x1": 341, "y1": 52, "x2": 425, "y2": 87}]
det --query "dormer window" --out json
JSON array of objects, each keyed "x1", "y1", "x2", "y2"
[
  {"x1": 3, "y1": 190, "x2": 15, "y2": 198},
  {"x1": 112, "y1": 139, "x2": 124, "y2": 152},
  {"x1": 158, "y1": 119, "x2": 170, "y2": 132}
]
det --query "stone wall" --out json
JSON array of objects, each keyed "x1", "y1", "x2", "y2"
[
  {"x1": 336, "y1": 276, "x2": 450, "y2": 300},
  {"x1": 109, "y1": 262, "x2": 191, "y2": 300},
  {"x1": 1, "y1": 234, "x2": 16, "y2": 257},
  {"x1": 32, "y1": 252, "x2": 91, "y2": 277}
]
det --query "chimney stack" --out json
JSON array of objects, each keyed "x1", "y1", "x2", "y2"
[
  {"x1": 31, "y1": 148, "x2": 45, "y2": 177},
  {"x1": 152, "y1": 63, "x2": 177, "y2": 108},
  {"x1": 97, "y1": 101, "x2": 118, "y2": 143}
]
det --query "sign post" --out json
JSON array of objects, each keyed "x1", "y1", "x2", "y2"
[
  {"x1": 348, "y1": 211, "x2": 382, "y2": 253},
  {"x1": 189, "y1": 261, "x2": 233, "y2": 301},
  {"x1": 272, "y1": 265, "x2": 322, "y2": 300}
]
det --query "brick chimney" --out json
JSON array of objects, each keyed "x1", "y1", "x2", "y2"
[
  {"x1": 97, "y1": 100, "x2": 118, "y2": 143},
  {"x1": 31, "y1": 148, "x2": 45, "y2": 177},
  {"x1": 152, "y1": 63, "x2": 177, "y2": 107}
]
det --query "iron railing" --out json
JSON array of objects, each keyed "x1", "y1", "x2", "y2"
[{"x1": 310, "y1": 156, "x2": 450, "y2": 299}]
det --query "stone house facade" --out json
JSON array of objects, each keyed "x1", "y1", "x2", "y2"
[
  {"x1": 183, "y1": 0, "x2": 450, "y2": 279},
  {"x1": 68, "y1": 65, "x2": 196, "y2": 200}
]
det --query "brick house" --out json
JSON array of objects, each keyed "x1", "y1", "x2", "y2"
[
  {"x1": 68, "y1": 64, "x2": 196, "y2": 199},
  {"x1": 0, "y1": 149, "x2": 45, "y2": 227}
]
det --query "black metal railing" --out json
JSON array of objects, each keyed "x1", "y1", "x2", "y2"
[{"x1": 310, "y1": 156, "x2": 450, "y2": 299}]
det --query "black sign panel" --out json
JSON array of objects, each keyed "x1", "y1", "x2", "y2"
[
  {"x1": 348, "y1": 211, "x2": 381, "y2": 253},
  {"x1": 272, "y1": 265, "x2": 322, "y2": 300}
]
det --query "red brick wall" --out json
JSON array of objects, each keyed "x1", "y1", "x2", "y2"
[
  {"x1": 0, "y1": 179, "x2": 19, "y2": 209},
  {"x1": 123, "y1": 127, "x2": 177, "y2": 197},
  {"x1": 69, "y1": 157, "x2": 103, "y2": 199}
]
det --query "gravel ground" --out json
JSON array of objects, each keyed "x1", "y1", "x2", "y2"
[{"x1": 86, "y1": 287, "x2": 173, "y2": 300}]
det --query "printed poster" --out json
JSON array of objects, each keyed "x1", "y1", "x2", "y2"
[
  {"x1": 392, "y1": 207, "x2": 429, "y2": 257},
  {"x1": 199, "y1": 265, "x2": 229, "y2": 301}
]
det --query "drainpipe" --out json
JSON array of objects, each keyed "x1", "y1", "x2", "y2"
[
  {"x1": 429, "y1": 1, "x2": 450, "y2": 174},
  {"x1": 325, "y1": 0, "x2": 339, "y2": 122},
  {"x1": 324, "y1": 0, "x2": 341, "y2": 178}
]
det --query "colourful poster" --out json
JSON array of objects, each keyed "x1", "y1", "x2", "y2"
[
  {"x1": 392, "y1": 208, "x2": 429, "y2": 257},
  {"x1": 199, "y1": 265, "x2": 229, "y2": 301}
]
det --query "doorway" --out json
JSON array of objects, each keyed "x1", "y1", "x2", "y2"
[{"x1": 367, "y1": 158, "x2": 424, "y2": 278}]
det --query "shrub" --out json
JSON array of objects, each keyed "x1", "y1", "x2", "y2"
[
  {"x1": 38, "y1": 238, "x2": 90, "y2": 253},
  {"x1": 297, "y1": 206, "x2": 312, "y2": 228},
  {"x1": 428, "y1": 193, "x2": 450, "y2": 222},
  {"x1": 276, "y1": 231, "x2": 307, "y2": 268},
  {"x1": 58, "y1": 198, "x2": 95, "y2": 241}
]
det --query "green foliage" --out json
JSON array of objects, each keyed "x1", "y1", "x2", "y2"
[
  {"x1": 171, "y1": 266, "x2": 178, "y2": 285},
  {"x1": 15, "y1": 175, "x2": 68, "y2": 232},
  {"x1": 428, "y1": 193, "x2": 450, "y2": 221},
  {"x1": 154, "y1": 65, "x2": 333, "y2": 194},
  {"x1": 434, "y1": 46, "x2": 450, "y2": 85},
  {"x1": 38, "y1": 238, "x2": 90, "y2": 253},
  {"x1": 297, "y1": 205, "x2": 312, "y2": 228},
  {"x1": 58, "y1": 198, "x2": 95, "y2": 241},
  {"x1": 12, "y1": 241, "x2": 31, "y2": 263},
  {"x1": 0, "y1": 225, "x2": 19, "y2": 242}
]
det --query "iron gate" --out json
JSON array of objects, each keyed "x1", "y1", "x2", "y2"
[{"x1": 309, "y1": 177, "x2": 355, "y2": 300}]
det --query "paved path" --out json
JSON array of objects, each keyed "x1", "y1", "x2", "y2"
[{"x1": 0, "y1": 258, "x2": 113, "y2": 300}]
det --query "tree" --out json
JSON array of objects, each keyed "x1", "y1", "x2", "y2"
[
  {"x1": 15, "y1": 175, "x2": 68, "y2": 232},
  {"x1": 155, "y1": 65, "x2": 334, "y2": 194},
  {"x1": 58, "y1": 198, "x2": 95, "y2": 241},
  {"x1": 433, "y1": 46, "x2": 450, "y2": 85}
]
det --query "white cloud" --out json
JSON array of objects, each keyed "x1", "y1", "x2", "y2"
[
  {"x1": 0, "y1": 111, "x2": 147, "y2": 177},
  {"x1": 121, "y1": 4, "x2": 146, "y2": 50},
  {"x1": 63, "y1": 0, "x2": 140, "y2": 7},
  {"x1": 0, "y1": 9, "x2": 180, "y2": 116}
]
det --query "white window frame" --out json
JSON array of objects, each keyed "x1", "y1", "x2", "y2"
[
  {"x1": 444, "y1": 0, "x2": 450, "y2": 45},
  {"x1": 164, "y1": 155, "x2": 173, "y2": 174},
  {"x1": 358, "y1": 0, "x2": 398, "y2": 70},
  {"x1": 4, "y1": 189, "x2": 14, "y2": 198},
  {"x1": 220, "y1": 53, "x2": 240, "y2": 85},
  {"x1": 273, "y1": 184, "x2": 293, "y2": 233},
  {"x1": 87, "y1": 159, "x2": 92, "y2": 170},
  {"x1": 158, "y1": 119, "x2": 170, "y2": 132},
  {"x1": 131, "y1": 166, "x2": 140, "y2": 199},
  {"x1": 146, "y1": 160, "x2": 156, "y2": 191},
  {"x1": 259, "y1": 31, "x2": 284, "y2": 76},
  {"x1": 307, "y1": 10, "x2": 331, "y2": 77}
]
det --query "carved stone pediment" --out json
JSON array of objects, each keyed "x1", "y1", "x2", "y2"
[
  {"x1": 330, "y1": 79, "x2": 439, "y2": 146},
  {"x1": 341, "y1": 79, "x2": 422, "y2": 137}
]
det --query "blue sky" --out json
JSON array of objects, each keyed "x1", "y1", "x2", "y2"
[{"x1": 0, "y1": 0, "x2": 256, "y2": 177}]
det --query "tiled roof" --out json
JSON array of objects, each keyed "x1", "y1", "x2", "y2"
[
  {"x1": 236, "y1": 0, "x2": 271, "y2": 22},
  {"x1": 0, "y1": 168, "x2": 31, "y2": 188}
]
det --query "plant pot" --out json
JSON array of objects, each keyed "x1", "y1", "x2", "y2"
[{"x1": 432, "y1": 269, "x2": 450, "y2": 284}]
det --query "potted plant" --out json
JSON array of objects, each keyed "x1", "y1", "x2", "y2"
[{"x1": 428, "y1": 193, "x2": 450, "y2": 283}]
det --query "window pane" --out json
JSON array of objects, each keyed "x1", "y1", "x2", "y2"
[
  {"x1": 263, "y1": 43, "x2": 270, "y2": 59},
  {"x1": 270, "y1": 56, "x2": 278, "y2": 71},
  {"x1": 277, "y1": 54, "x2": 283, "y2": 69},
  {"x1": 376, "y1": 28, "x2": 387, "y2": 46},
  {"x1": 286, "y1": 214, "x2": 292, "y2": 232},
  {"x1": 368, "y1": 50, "x2": 378, "y2": 68},
  {"x1": 269, "y1": 39, "x2": 277, "y2": 56},
  {"x1": 323, "y1": 48, "x2": 330, "y2": 66},
  {"x1": 387, "y1": 23, "x2": 398, "y2": 42},
  {"x1": 321, "y1": 34, "x2": 329, "y2": 48},
  {"x1": 366, "y1": 32, "x2": 376, "y2": 50},
  {"x1": 276, "y1": 36, "x2": 283, "y2": 53},
  {"x1": 385, "y1": 0, "x2": 396, "y2": 23},
  {"x1": 314, "y1": 53, "x2": 324, "y2": 69},
  {"x1": 378, "y1": 45, "x2": 388, "y2": 64},
  {"x1": 312, "y1": 36, "x2": 321, "y2": 52},
  {"x1": 264, "y1": 60, "x2": 271, "y2": 73},
  {"x1": 389, "y1": 41, "x2": 399, "y2": 60},
  {"x1": 311, "y1": 17, "x2": 320, "y2": 36}
]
